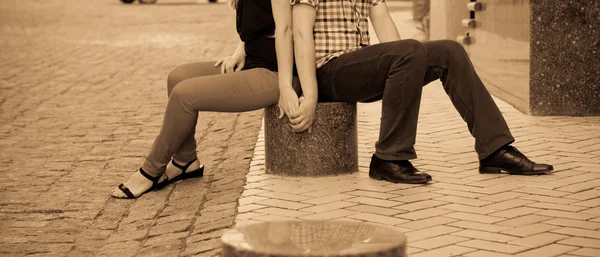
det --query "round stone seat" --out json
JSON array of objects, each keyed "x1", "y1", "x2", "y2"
[
  {"x1": 264, "y1": 102, "x2": 358, "y2": 176},
  {"x1": 221, "y1": 221, "x2": 407, "y2": 257}
]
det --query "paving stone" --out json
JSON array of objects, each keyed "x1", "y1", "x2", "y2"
[
  {"x1": 496, "y1": 214, "x2": 554, "y2": 227},
  {"x1": 181, "y1": 238, "x2": 222, "y2": 257},
  {"x1": 399, "y1": 217, "x2": 458, "y2": 230},
  {"x1": 558, "y1": 237, "x2": 600, "y2": 248},
  {"x1": 543, "y1": 218, "x2": 600, "y2": 230},
  {"x1": 463, "y1": 250, "x2": 515, "y2": 257},
  {"x1": 516, "y1": 244, "x2": 579, "y2": 257},
  {"x1": 501, "y1": 223, "x2": 560, "y2": 237},
  {"x1": 186, "y1": 230, "x2": 226, "y2": 244},
  {"x1": 433, "y1": 196, "x2": 493, "y2": 207},
  {"x1": 299, "y1": 209, "x2": 359, "y2": 221},
  {"x1": 143, "y1": 232, "x2": 187, "y2": 247},
  {"x1": 193, "y1": 217, "x2": 235, "y2": 235},
  {"x1": 393, "y1": 200, "x2": 448, "y2": 211},
  {"x1": 253, "y1": 199, "x2": 312, "y2": 210},
  {"x1": 404, "y1": 225, "x2": 462, "y2": 240},
  {"x1": 235, "y1": 212, "x2": 266, "y2": 221},
  {"x1": 300, "y1": 201, "x2": 358, "y2": 213},
  {"x1": 345, "y1": 196, "x2": 402, "y2": 208},
  {"x1": 256, "y1": 191, "x2": 312, "y2": 202},
  {"x1": 551, "y1": 227, "x2": 600, "y2": 239},
  {"x1": 568, "y1": 247, "x2": 600, "y2": 257},
  {"x1": 395, "y1": 207, "x2": 452, "y2": 220},
  {"x1": 148, "y1": 220, "x2": 190, "y2": 237},
  {"x1": 254, "y1": 207, "x2": 313, "y2": 218},
  {"x1": 411, "y1": 235, "x2": 470, "y2": 250},
  {"x1": 488, "y1": 206, "x2": 544, "y2": 218},
  {"x1": 451, "y1": 230, "x2": 519, "y2": 243},
  {"x1": 508, "y1": 232, "x2": 569, "y2": 248},
  {"x1": 346, "y1": 212, "x2": 409, "y2": 225},
  {"x1": 410, "y1": 245, "x2": 476, "y2": 257},
  {"x1": 458, "y1": 239, "x2": 528, "y2": 254},
  {"x1": 448, "y1": 221, "x2": 511, "y2": 233}
]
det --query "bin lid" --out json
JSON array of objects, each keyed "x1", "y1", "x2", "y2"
[{"x1": 221, "y1": 220, "x2": 407, "y2": 257}]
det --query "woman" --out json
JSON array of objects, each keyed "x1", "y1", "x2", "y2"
[{"x1": 112, "y1": 0, "x2": 318, "y2": 198}]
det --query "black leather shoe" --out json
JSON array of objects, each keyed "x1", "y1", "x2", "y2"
[
  {"x1": 369, "y1": 155, "x2": 432, "y2": 184},
  {"x1": 480, "y1": 145, "x2": 553, "y2": 175}
]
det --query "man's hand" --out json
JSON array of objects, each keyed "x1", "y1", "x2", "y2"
[
  {"x1": 278, "y1": 87, "x2": 300, "y2": 121},
  {"x1": 289, "y1": 96, "x2": 317, "y2": 133},
  {"x1": 214, "y1": 53, "x2": 245, "y2": 74}
]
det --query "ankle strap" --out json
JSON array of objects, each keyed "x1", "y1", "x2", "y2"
[
  {"x1": 139, "y1": 168, "x2": 158, "y2": 182},
  {"x1": 171, "y1": 158, "x2": 197, "y2": 172}
]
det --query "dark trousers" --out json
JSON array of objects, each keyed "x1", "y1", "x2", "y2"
[{"x1": 317, "y1": 39, "x2": 515, "y2": 160}]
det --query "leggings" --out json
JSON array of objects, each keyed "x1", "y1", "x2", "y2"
[{"x1": 141, "y1": 62, "x2": 280, "y2": 177}]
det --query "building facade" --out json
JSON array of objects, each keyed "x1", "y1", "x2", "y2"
[{"x1": 429, "y1": 0, "x2": 599, "y2": 116}]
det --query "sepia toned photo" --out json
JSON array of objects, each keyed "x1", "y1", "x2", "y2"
[{"x1": 1, "y1": 0, "x2": 599, "y2": 256}]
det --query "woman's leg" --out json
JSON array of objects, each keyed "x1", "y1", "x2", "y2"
[
  {"x1": 166, "y1": 62, "x2": 221, "y2": 164},
  {"x1": 112, "y1": 68, "x2": 279, "y2": 198},
  {"x1": 167, "y1": 62, "x2": 221, "y2": 96}
]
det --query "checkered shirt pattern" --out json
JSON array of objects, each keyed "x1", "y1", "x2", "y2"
[{"x1": 290, "y1": 0, "x2": 385, "y2": 68}]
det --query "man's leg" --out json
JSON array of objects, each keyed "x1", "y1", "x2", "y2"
[
  {"x1": 421, "y1": 40, "x2": 553, "y2": 174},
  {"x1": 317, "y1": 39, "x2": 431, "y2": 183},
  {"x1": 421, "y1": 40, "x2": 514, "y2": 159}
]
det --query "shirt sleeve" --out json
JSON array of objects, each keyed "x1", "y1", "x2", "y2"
[
  {"x1": 371, "y1": 0, "x2": 385, "y2": 7},
  {"x1": 290, "y1": 0, "x2": 319, "y2": 9}
]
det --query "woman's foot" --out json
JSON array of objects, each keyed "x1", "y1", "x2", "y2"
[
  {"x1": 111, "y1": 168, "x2": 159, "y2": 199},
  {"x1": 156, "y1": 158, "x2": 204, "y2": 189}
]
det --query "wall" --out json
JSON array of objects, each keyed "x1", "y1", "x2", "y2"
[
  {"x1": 465, "y1": 0, "x2": 531, "y2": 114},
  {"x1": 429, "y1": 0, "x2": 468, "y2": 41}
]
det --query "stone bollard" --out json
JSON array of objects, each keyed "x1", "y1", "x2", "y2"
[
  {"x1": 222, "y1": 221, "x2": 407, "y2": 257},
  {"x1": 264, "y1": 102, "x2": 358, "y2": 176}
]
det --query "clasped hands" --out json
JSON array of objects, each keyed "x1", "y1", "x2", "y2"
[
  {"x1": 215, "y1": 54, "x2": 316, "y2": 133},
  {"x1": 278, "y1": 88, "x2": 317, "y2": 133}
]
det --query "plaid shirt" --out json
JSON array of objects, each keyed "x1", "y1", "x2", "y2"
[{"x1": 290, "y1": 0, "x2": 385, "y2": 68}]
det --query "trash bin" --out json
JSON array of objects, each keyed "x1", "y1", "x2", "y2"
[{"x1": 222, "y1": 221, "x2": 407, "y2": 257}]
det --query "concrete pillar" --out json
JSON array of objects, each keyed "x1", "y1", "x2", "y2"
[
  {"x1": 264, "y1": 103, "x2": 358, "y2": 176},
  {"x1": 461, "y1": 0, "x2": 599, "y2": 115},
  {"x1": 530, "y1": 0, "x2": 600, "y2": 115}
]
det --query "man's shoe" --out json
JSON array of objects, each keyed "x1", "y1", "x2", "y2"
[
  {"x1": 369, "y1": 155, "x2": 432, "y2": 184},
  {"x1": 479, "y1": 145, "x2": 553, "y2": 175}
]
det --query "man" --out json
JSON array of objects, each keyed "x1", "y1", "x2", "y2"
[{"x1": 287, "y1": 0, "x2": 553, "y2": 184}]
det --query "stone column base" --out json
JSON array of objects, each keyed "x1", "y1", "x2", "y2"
[{"x1": 264, "y1": 102, "x2": 358, "y2": 176}]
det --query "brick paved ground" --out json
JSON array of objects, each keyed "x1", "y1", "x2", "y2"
[
  {"x1": 0, "y1": 0, "x2": 260, "y2": 256},
  {"x1": 237, "y1": 11, "x2": 600, "y2": 257}
]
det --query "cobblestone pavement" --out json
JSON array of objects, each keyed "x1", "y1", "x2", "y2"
[
  {"x1": 237, "y1": 11, "x2": 600, "y2": 257},
  {"x1": 0, "y1": 0, "x2": 261, "y2": 256}
]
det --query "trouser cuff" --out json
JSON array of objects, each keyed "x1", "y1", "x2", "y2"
[
  {"x1": 374, "y1": 152, "x2": 418, "y2": 161},
  {"x1": 478, "y1": 137, "x2": 515, "y2": 160}
]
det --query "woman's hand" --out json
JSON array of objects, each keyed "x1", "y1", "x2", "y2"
[
  {"x1": 277, "y1": 87, "x2": 300, "y2": 121},
  {"x1": 289, "y1": 96, "x2": 317, "y2": 133},
  {"x1": 214, "y1": 53, "x2": 245, "y2": 74}
]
